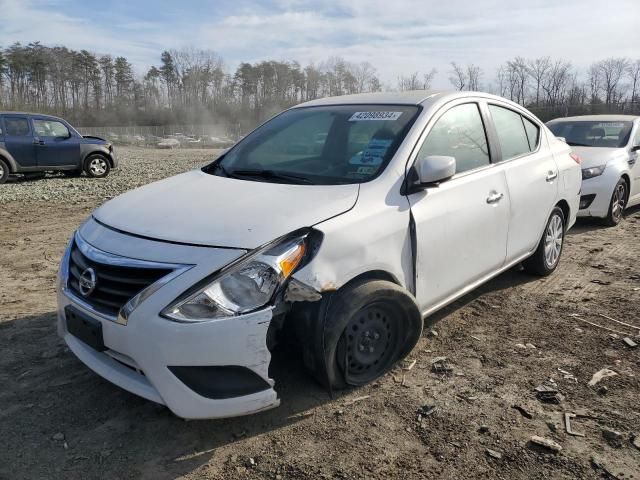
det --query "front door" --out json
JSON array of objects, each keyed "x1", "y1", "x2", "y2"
[
  {"x1": 32, "y1": 118, "x2": 81, "y2": 167},
  {"x1": 406, "y1": 102, "x2": 510, "y2": 314},
  {"x1": 2, "y1": 116, "x2": 36, "y2": 168}
]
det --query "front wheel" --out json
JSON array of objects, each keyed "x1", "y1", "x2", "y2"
[
  {"x1": 316, "y1": 279, "x2": 423, "y2": 389},
  {"x1": 523, "y1": 206, "x2": 565, "y2": 276},
  {"x1": 85, "y1": 155, "x2": 111, "y2": 178},
  {"x1": 603, "y1": 178, "x2": 627, "y2": 226}
]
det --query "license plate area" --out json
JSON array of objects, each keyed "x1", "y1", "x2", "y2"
[{"x1": 65, "y1": 306, "x2": 105, "y2": 351}]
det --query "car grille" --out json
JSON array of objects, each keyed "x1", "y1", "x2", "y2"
[{"x1": 67, "y1": 240, "x2": 172, "y2": 317}]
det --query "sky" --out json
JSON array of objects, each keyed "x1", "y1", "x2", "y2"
[{"x1": 1, "y1": 0, "x2": 639, "y2": 88}]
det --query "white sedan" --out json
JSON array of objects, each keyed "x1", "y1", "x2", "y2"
[
  {"x1": 547, "y1": 115, "x2": 640, "y2": 225},
  {"x1": 57, "y1": 91, "x2": 581, "y2": 419}
]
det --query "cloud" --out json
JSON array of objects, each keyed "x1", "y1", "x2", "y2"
[{"x1": 1, "y1": 0, "x2": 639, "y2": 88}]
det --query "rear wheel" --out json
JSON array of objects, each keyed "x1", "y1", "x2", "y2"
[
  {"x1": 0, "y1": 159, "x2": 8, "y2": 185},
  {"x1": 85, "y1": 154, "x2": 110, "y2": 178},
  {"x1": 523, "y1": 206, "x2": 565, "y2": 276},
  {"x1": 316, "y1": 279, "x2": 422, "y2": 389},
  {"x1": 603, "y1": 178, "x2": 627, "y2": 226}
]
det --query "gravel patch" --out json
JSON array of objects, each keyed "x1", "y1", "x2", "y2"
[{"x1": 0, "y1": 147, "x2": 221, "y2": 204}]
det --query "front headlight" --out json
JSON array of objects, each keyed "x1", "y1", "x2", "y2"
[
  {"x1": 161, "y1": 229, "x2": 320, "y2": 322},
  {"x1": 582, "y1": 165, "x2": 606, "y2": 180}
]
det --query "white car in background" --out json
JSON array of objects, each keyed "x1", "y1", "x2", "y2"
[
  {"x1": 57, "y1": 91, "x2": 581, "y2": 419},
  {"x1": 547, "y1": 115, "x2": 640, "y2": 225}
]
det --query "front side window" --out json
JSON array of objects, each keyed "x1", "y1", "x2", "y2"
[
  {"x1": 4, "y1": 117, "x2": 31, "y2": 136},
  {"x1": 33, "y1": 119, "x2": 70, "y2": 138},
  {"x1": 416, "y1": 103, "x2": 490, "y2": 174},
  {"x1": 209, "y1": 105, "x2": 420, "y2": 185},
  {"x1": 489, "y1": 105, "x2": 531, "y2": 161},
  {"x1": 547, "y1": 120, "x2": 633, "y2": 148}
]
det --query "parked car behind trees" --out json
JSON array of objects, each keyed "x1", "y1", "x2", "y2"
[{"x1": 0, "y1": 112, "x2": 117, "y2": 184}]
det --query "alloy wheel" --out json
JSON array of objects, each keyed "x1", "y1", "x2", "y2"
[
  {"x1": 543, "y1": 213, "x2": 563, "y2": 269},
  {"x1": 89, "y1": 158, "x2": 108, "y2": 176},
  {"x1": 611, "y1": 182, "x2": 626, "y2": 222}
]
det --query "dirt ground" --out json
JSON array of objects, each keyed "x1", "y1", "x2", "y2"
[{"x1": 1, "y1": 148, "x2": 639, "y2": 479}]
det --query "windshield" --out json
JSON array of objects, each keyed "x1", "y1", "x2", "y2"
[
  {"x1": 205, "y1": 105, "x2": 420, "y2": 185},
  {"x1": 547, "y1": 120, "x2": 632, "y2": 148}
]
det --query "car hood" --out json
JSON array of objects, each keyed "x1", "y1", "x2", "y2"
[
  {"x1": 82, "y1": 135, "x2": 108, "y2": 144},
  {"x1": 570, "y1": 147, "x2": 628, "y2": 169},
  {"x1": 93, "y1": 170, "x2": 359, "y2": 249}
]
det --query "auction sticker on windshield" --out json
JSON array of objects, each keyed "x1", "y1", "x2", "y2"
[{"x1": 349, "y1": 111, "x2": 403, "y2": 121}]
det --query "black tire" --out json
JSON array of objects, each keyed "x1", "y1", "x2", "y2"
[
  {"x1": 63, "y1": 169, "x2": 82, "y2": 177},
  {"x1": 603, "y1": 178, "x2": 627, "y2": 227},
  {"x1": 314, "y1": 279, "x2": 422, "y2": 390},
  {"x1": 0, "y1": 158, "x2": 9, "y2": 185},
  {"x1": 84, "y1": 154, "x2": 111, "y2": 178},
  {"x1": 523, "y1": 206, "x2": 566, "y2": 276}
]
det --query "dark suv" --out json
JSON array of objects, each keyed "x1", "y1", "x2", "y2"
[{"x1": 0, "y1": 113, "x2": 117, "y2": 184}]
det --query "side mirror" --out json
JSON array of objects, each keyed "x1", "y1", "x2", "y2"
[
  {"x1": 631, "y1": 145, "x2": 640, "y2": 152},
  {"x1": 415, "y1": 155, "x2": 456, "y2": 184},
  {"x1": 404, "y1": 155, "x2": 456, "y2": 194}
]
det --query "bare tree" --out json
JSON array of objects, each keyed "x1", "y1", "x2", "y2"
[
  {"x1": 448, "y1": 62, "x2": 466, "y2": 90},
  {"x1": 596, "y1": 57, "x2": 630, "y2": 104},
  {"x1": 627, "y1": 59, "x2": 640, "y2": 103},
  {"x1": 466, "y1": 64, "x2": 482, "y2": 91},
  {"x1": 423, "y1": 68, "x2": 437, "y2": 89},
  {"x1": 527, "y1": 57, "x2": 551, "y2": 106}
]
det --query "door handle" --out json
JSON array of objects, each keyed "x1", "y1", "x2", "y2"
[
  {"x1": 486, "y1": 192, "x2": 504, "y2": 204},
  {"x1": 33, "y1": 139, "x2": 45, "y2": 146},
  {"x1": 546, "y1": 171, "x2": 558, "y2": 182}
]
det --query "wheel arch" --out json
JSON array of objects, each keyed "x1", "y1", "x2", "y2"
[
  {"x1": 620, "y1": 173, "x2": 631, "y2": 201},
  {"x1": 554, "y1": 199, "x2": 570, "y2": 230},
  {"x1": 0, "y1": 150, "x2": 18, "y2": 173}
]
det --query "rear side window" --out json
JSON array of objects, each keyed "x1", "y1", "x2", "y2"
[
  {"x1": 5, "y1": 117, "x2": 31, "y2": 136},
  {"x1": 522, "y1": 116, "x2": 540, "y2": 150},
  {"x1": 416, "y1": 103, "x2": 490, "y2": 174},
  {"x1": 489, "y1": 105, "x2": 531, "y2": 161},
  {"x1": 33, "y1": 119, "x2": 70, "y2": 138}
]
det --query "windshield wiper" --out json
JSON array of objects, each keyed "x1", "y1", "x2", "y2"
[
  {"x1": 566, "y1": 142, "x2": 591, "y2": 147},
  {"x1": 229, "y1": 169, "x2": 313, "y2": 184}
]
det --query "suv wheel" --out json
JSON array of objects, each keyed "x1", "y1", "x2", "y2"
[
  {"x1": 85, "y1": 155, "x2": 111, "y2": 178},
  {"x1": 603, "y1": 178, "x2": 627, "y2": 226},
  {"x1": 0, "y1": 159, "x2": 9, "y2": 185},
  {"x1": 523, "y1": 206, "x2": 565, "y2": 276}
]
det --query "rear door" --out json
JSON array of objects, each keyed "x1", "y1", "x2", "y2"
[
  {"x1": 407, "y1": 101, "x2": 510, "y2": 313},
  {"x1": 2, "y1": 115, "x2": 36, "y2": 168},
  {"x1": 32, "y1": 118, "x2": 81, "y2": 167},
  {"x1": 486, "y1": 103, "x2": 558, "y2": 260},
  {"x1": 629, "y1": 121, "x2": 640, "y2": 200}
]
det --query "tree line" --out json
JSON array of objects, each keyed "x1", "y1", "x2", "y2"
[{"x1": 1, "y1": 42, "x2": 639, "y2": 132}]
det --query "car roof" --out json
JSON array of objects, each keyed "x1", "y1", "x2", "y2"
[
  {"x1": 547, "y1": 114, "x2": 639, "y2": 123},
  {"x1": 0, "y1": 111, "x2": 66, "y2": 122},
  {"x1": 296, "y1": 90, "x2": 449, "y2": 107}
]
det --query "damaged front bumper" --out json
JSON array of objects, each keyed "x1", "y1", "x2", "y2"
[{"x1": 56, "y1": 220, "x2": 281, "y2": 419}]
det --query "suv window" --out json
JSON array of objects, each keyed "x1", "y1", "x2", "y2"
[
  {"x1": 416, "y1": 103, "x2": 490, "y2": 174},
  {"x1": 489, "y1": 105, "x2": 531, "y2": 160},
  {"x1": 33, "y1": 119, "x2": 70, "y2": 138},
  {"x1": 5, "y1": 117, "x2": 31, "y2": 136}
]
